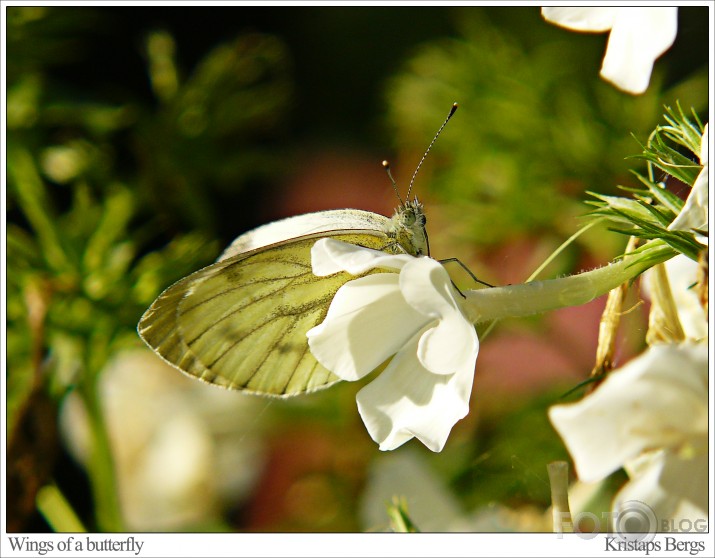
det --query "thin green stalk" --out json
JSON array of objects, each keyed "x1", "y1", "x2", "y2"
[
  {"x1": 463, "y1": 240, "x2": 677, "y2": 324},
  {"x1": 527, "y1": 219, "x2": 602, "y2": 282},
  {"x1": 80, "y1": 380, "x2": 124, "y2": 532},
  {"x1": 548, "y1": 461, "x2": 572, "y2": 534},
  {"x1": 37, "y1": 484, "x2": 87, "y2": 533},
  {"x1": 479, "y1": 219, "x2": 604, "y2": 343},
  {"x1": 79, "y1": 327, "x2": 124, "y2": 532}
]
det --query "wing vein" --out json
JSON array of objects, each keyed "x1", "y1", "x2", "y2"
[
  {"x1": 203, "y1": 295, "x2": 330, "y2": 371},
  {"x1": 181, "y1": 262, "x2": 311, "y2": 315},
  {"x1": 183, "y1": 270, "x2": 313, "y2": 346}
]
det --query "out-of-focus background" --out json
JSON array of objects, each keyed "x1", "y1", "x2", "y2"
[{"x1": 6, "y1": 6, "x2": 709, "y2": 533}]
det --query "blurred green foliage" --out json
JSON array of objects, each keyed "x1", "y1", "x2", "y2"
[
  {"x1": 7, "y1": 6, "x2": 293, "y2": 531},
  {"x1": 386, "y1": 9, "x2": 707, "y2": 252},
  {"x1": 4, "y1": 5, "x2": 709, "y2": 534}
]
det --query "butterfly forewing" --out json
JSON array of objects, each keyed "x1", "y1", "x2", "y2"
[{"x1": 139, "y1": 231, "x2": 396, "y2": 396}]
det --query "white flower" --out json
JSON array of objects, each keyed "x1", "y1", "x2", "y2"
[
  {"x1": 642, "y1": 254, "x2": 708, "y2": 341},
  {"x1": 549, "y1": 342, "x2": 708, "y2": 524},
  {"x1": 306, "y1": 238, "x2": 478, "y2": 452},
  {"x1": 360, "y1": 449, "x2": 552, "y2": 532},
  {"x1": 541, "y1": 7, "x2": 678, "y2": 94},
  {"x1": 669, "y1": 123, "x2": 709, "y2": 243},
  {"x1": 60, "y1": 350, "x2": 266, "y2": 530},
  {"x1": 360, "y1": 450, "x2": 474, "y2": 531}
]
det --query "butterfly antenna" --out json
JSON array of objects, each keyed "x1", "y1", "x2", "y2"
[
  {"x1": 405, "y1": 102, "x2": 458, "y2": 201},
  {"x1": 382, "y1": 160, "x2": 405, "y2": 206}
]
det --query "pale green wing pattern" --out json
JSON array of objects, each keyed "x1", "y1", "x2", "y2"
[{"x1": 138, "y1": 231, "x2": 394, "y2": 397}]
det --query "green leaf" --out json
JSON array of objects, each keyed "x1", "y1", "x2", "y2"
[
  {"x1": 82, "y1": 185, "x2": 134, "y2": 273},
  {"x1": 386, "y1": 497, "x2": 420, "y2": 533},
  {"x1": 7, "y1": 149, "x2": 73, "y2": 274},
  {"x1": 632, "y1": 103, "x2": 704, "y2": 186},
  {"x1": 661, "y1": 103, "x2": 704, "y2": 155},
  {"x1": 631, "y1": 172, "x2": 684, "y2": 214}
]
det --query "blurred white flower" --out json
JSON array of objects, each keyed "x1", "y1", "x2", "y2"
[
  {"x1": 541, "y1": 7, "x2": 678, "y2": 94},
  {"x1": 549, "y1": 342, "x2": 708, "y2": 524},
  {"x1": 307, "y1": 238, "x2": 478, "y2": 452},
  {"x1": 60, "y1": 350, "x2": 266, "y2": 530},
  {"x1": 360, "y1": 450, "x2": 552, "y2": 532},
  {"x1": 360, "y1": 450, "x2": 472, "y2": 531},
  {"x1": 669, "y1": 123, "x2": 709, "y2": 243}
]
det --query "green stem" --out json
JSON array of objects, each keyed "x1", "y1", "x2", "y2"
[
  {"x1": 79, "y1": 329, "x2": 124, "y2": 532},
  {"x1": 36, "y1": 484, "x2": 87, "y2": 533},
  {"x1": 80, "y1": 379, "x2": 124, "y2": 532},
  {"x1": 463, "y1": 240, "x2": 677, "y2": 324},
  {"x1": 547, "y1": 461, "x2": 572, "y2": 534}
]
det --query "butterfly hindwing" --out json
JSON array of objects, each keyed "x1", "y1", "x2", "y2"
[{"x1": 139, "y1": 232, "x2": 394, "y2": 396}]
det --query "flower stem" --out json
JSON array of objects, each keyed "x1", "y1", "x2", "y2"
[
  {"x1": 462, "y1": 240, "x2": 677, "y2": 324},
  {"x1": 78, "y1": 327, "x2": 124, "y2": 532},
  {"x1": 548, "y1": 461, "x2": 572, "y2": 534},
  {"x1": 80, "y1": 380, "x2": 124, "y2": 532},
  {"x1": 36, "y1": 484, "x2": 87, "y2": 533}
]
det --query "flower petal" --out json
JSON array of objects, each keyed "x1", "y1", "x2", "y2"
[
  {"x1": 307, "y1": 273, "x2": 427, "y2": 381},
  {"x1": 657, "y1": 255, "x2": 707, "y2": 341},
  {"x1": 600, "y1": 7, "x2": 677, "y2": 94},
  {"x1": 399, "y1": 258, "x2": 477, "y2": 374},
  {"x1": 399, "y1": 258, "x2": 460, "y2": 318},
  {"x1": 311, "y1": 238, "x2": 413, "y2": 277},
  {"x1": 549, "y1": 343, "x2": 707, "y2": 482},
  {"x1": 418, "y1": 322, "x2": 478, "y2": 376},
  {"x1": 356, "y1": 328, "x2": 475, "y2": 452},
  {"x1": 668, "y1": 124, "x2": 708, "y2": 240},
  {"x1": 541, "y1": 7, "x2": 617, "y2": 32},
  {"x1": 614, "y1": 442, "x2": 708, "y2": 526},
  {"x1": 668, "y1": 165, "x2": 709, "y2": 238}
]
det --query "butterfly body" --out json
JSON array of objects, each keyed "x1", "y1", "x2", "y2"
[{"x1": 138, "y1": 201, "x2": 428, "y2": 397}]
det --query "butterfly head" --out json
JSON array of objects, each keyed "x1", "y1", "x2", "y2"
[
  {"x1": 382, "y1": 103, "x2": 457, "y2": 258},
  {"x1": 391, "y1": 198, "x2": 429, "y2": 256}
]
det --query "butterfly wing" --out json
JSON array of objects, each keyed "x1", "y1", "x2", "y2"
[
  {"x1": 139, "y1": 229, "x2": 394, "y2": 397},
  {"x1": 219, "y1": 209, "x2": 395, "y2": 259}
]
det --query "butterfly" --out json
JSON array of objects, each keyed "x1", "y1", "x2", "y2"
[{"x1": 138, "y1": 104, "x2": 457, "y2": 397}]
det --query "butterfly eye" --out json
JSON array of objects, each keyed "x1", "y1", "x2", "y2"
[{"x1": 403, "y1": 210, "x2": 416, "y2": 226}]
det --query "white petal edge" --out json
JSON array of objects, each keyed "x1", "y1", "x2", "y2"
[
  {"x1": 307, "y1": 273, "x2": 428, "y2": 381},
  {"x1": 614, "y1": 443, "x2": 709, "y2": 525},
  {"x1": 668, "y1": 165, "x2": 709, "y2": 238},
  {"x1": 311, "y1": 238, "x2": 413, "y2": 277},
  {"x1": 600, "y1": 8, "x2": 677, "y2": 94},
  {"x1": 398, "y1": 258, "x2": 478, "y2": 375},
  {"x1": 541, "y1": 7, "x2": 617, "y2": 32},
  {"x1": 418, "y1": 321, "x2": 479, "y2": 376},
  {"x1": 548, "y1": 343, "x2": 707, "y2": 482},
  {"x1": 356, "y1": 328, "x2": 475, "y2": 452},
  {"x1": 664, "y1": 255, "x2": 708, "y2": 341},
  {"x1": 669, "y1": 124, "x2": 708, "y2": 239}
]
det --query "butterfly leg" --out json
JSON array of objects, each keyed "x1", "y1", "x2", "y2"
[{"x1": 439, "y1": 257, "x2": 495, "y2": 288}]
